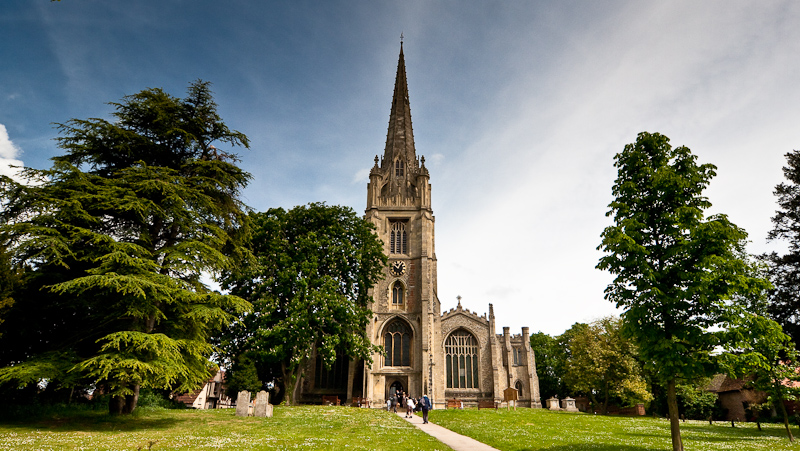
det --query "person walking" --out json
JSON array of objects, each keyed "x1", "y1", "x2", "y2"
[
  {"x1": 421, "y1": 394, "x2": 432, "y2": 424},
  {"x1": 406, "y1": 396, "x2": 416, "y2": 418}
]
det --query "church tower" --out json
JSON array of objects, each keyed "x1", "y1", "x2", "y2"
[{"x1": 364, "y1": 42, "x2": 444, "y2": 404}]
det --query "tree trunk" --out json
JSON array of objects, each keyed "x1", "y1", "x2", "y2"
[
  {"x1": 281, "y1": 361, "x2": 304, "y2": 406},
  {"x1": 666, "y1": 378, "x2": 684, "y2": 451},
  {"x1": 108, "y1": 385, "x2": 140, "y2": 415},
  {"x1": 109, "y1": 395, "x2": 125, "y2": 415},
  {"x1": 602, "y1": 381, "x2": 609, "y2": 415},
  {"x1": 778, "y1": 397, "x2": 795, "y2": 442}
]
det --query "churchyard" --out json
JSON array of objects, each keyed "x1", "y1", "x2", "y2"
[{"x1": 0, "y1": 405, "x2": 796, "y2": 450}]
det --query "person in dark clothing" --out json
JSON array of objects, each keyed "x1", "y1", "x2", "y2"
[{"x1": 421, "y1": 395, "x2": 432, "y2": 424}]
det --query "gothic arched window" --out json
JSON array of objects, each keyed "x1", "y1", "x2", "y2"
[
  {"x1": 390, "y1": 221, "x2": 407, "y2": 254},
  {"x1": 392, "y1": 281, "x2": 404, "y2": 307},
  {"x1": 384, "y1": 319, "x2": 412, "y2": 367},
  {"x1": 445, "y1": 330, "x2": 480, "y2": 389},
  {"x1": 515, "y1": 380, "x2": 524, "y2": 397},
  {"x1": 395, "y1": 159, "x2": 404, "y2": 177}
]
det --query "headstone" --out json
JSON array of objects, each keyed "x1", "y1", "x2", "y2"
[
  {"x1": 254, "y1": 390, "x2": 272, "y2": 418},
  {"x1": 235, "y1": 390, "x2": 250, "y2": 417},
  {"x1": 562, "y1": 397, "x2": 579, "y2": 412},
  {"x1": 547, "y1": 396, "x2": 560, "y2": 410}
]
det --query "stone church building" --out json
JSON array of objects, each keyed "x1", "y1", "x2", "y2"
[{"x1": 300, "y1": 44, "x2": 541, "y2": 409}]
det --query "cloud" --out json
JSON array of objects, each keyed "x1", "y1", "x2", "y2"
[
  {"x1": 352, "y1": 167, "x2": 370, "y2": 184},
  {"x1": 0, "y1": 124, "x2": 24, "y2": 179}
]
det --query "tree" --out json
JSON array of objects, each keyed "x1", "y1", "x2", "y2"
[
  {"x1": 0, "y1": 81, "x2": 252, "y2": 414},
  {"x1": 529, "y1": 331, "x2": 569, "y2": 401},
  {"x1": 721, "y1": 311, "x2": 800, "y2": 442},
  {"x1": 597, "y1": 132, "x2": 770, "y2": 451},
  {"x1": 218, "y1": 204, "x2": 387, "y2": 405},
  {"x1": 0, "y1": 245, "x2": 20, "y2": 340},
  {"x1": 764, "y1": 150, "x2": 800, "y2": 346},
  {"x1": 562, "y1": 317, "x2": 651, "y2": 413}
]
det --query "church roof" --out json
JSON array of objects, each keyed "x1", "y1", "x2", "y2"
[{"x1": 382, "y1": 42, "x2": 417, "y2": 167}]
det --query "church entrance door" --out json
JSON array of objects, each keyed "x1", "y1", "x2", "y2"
[{"x1": 388, "y1": 381, "x2": 403, "y2": 399}]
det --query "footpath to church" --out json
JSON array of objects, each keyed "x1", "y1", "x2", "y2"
[{"x1": 396, "y1": 411, "x2": 501, "y2": 451}]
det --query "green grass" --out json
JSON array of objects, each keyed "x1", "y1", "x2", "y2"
[
  {"x1": 3, "y1": 405, "x2": 798, "y2": 450},
  {"x1": 0, "y1": 405, "x2": 449, "y2": 450},
  {"x1": 428, "y1": 408, "x2": 800, "y2": 451}
]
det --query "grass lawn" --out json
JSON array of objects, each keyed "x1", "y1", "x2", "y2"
[
  {"x1": 0, "y1": 405, "x2": 449, "y2": 451},
  {"x1": 428, "y1": 408, "x2": 800, "y2": 451}
]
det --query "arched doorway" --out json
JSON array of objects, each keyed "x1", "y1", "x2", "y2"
[{"x1": 388, "y1": 380, "x2": 404, "y2": 399}]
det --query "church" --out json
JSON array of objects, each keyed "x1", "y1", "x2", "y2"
[{"x1": 300, "y1": 44, "x2": 541, "y2": 409}]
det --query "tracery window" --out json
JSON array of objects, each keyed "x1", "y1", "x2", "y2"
[
  {"x1": 384, "y1": 320, "x2": 412, "y2": 367},
  {"x1": 395, "y1": 159, "x2": 404, "y2": 177},
  {"x1": 445, "y1": 330, "x2": 480, "y2": 389},
  {"x1": 513, "y1": 347, "x2": 522, "y2": 365},
  {"x1": 392, "y1": 281, "x2": 404, "y2": 307},
  {"x1": 314, "y1": 351, "x2": 348, "y2": 390},
  {"x1": 390, "y1": 221, "x2": 408, "y2": 254}
]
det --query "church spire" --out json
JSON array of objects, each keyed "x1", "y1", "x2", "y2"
[{"x1": 382, "y1": 41, "x2": 417, "y2": 168}]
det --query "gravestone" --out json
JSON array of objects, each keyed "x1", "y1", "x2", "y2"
[
  {"x1": 561, "y1": 397, "x2": 579, "y2": 412},
  {"x1": 547, "y1": 397, "x2": 560, "y2": 410},
  {"x1": 254, "y1": 390, "x2": 273, "y2": 418},
  {"x1": 235, "y1": 390, "x2": 251, "y2": 417}
]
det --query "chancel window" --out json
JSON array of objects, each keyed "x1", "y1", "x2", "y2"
[
  {"x1": 445, "y1": 331, "x2": 480, "y2": 389},
  {"x1": 314, "y1": 351, "x2": 348, "y2": 390},
  {"x1": 395, "y1": 159, "x2": 404, "y2": 177},
  {"x1": 392, "y1": 281, "x2": 404, "y2": 307},
  {"x1": 390, "y1": 221, "x2": 408, "y2": 254},
  {"x1": 384, "y1": 320, "x2": 412, "y2": 367}
]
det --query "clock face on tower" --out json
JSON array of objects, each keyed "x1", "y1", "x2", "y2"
[{"x1": 390, "y1": 260, "x2": 406, "y2": 277}]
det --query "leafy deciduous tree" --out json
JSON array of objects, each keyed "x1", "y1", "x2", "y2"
[
  {"x1": 563, "y1": 316, "x2": 651, "y2": 414},
  {"x1": 721, "y1": 312, "x2": 800, "y2": 442},
  {"x1": 597, "y1": 132, "x2": 770, "y2": 451},
  {"x1": 218, "y1": 204, "x2": 387, "y2": 404}
]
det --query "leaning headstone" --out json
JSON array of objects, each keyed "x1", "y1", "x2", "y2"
[
  {"x1": 235, "y1": 390, "x2": 251, "y2": 417},
  {"x1": 562, "y1": 397, "x2": 579, "y2": 412},
  {"x1": 547, "y1": 397, "x2": 560, "y2": 411},
  {"x1": 254, "y1": 390, "x2": 270, "y2": 417}
]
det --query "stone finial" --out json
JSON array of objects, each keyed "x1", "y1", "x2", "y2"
[
  {"x1": 456, "y1": 295, "x2": 462, "y2": 309},
  {"x1": 421, "y1": 155, "x2": 426, "y2": 168}
]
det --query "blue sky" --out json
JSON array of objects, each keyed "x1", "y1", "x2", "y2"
[{"x1": 2, "y1": 1, "x2": 800, "y2": 335}]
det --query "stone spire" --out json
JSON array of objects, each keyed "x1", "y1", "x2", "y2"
[{"x1": 382, "y1": 42, "x2": 417, "y2": 169}]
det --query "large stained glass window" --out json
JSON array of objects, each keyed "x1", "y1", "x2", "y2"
[{"x1": 445, "y1": 331, "x2": 479, "y2": 389}]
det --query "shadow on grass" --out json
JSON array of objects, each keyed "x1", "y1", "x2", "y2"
[
  {"x1": 521, "y1": 446, "x2": 657, "y2": 451},
  {"x1": 0, "y1": 410, "x2": 185, "y2": 432}
]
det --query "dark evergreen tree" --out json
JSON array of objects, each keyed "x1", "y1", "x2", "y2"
[
  {"x1": 764, "y1": 150, "x2": 800, "y2": 345},
  {"x1": 0, "y1": 81, "x2": 252, "y2": 414}
]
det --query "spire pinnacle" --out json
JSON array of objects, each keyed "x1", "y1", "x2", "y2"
[{"x1": 382, "y1": 42, "x2": 417, "y2": 169}]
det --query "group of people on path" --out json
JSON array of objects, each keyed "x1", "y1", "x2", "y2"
[{"x1": 386, "y1": 390, "x2": 432, "y2": 424}]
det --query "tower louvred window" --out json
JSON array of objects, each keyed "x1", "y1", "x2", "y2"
[
  {"x1": 390, "y1": 221, "x2": 407, "y2": 254},
  {"x1": 384, "y1": 319, "x2": 412, "y2": 367},
  {"x1": 395, "y1": 159, "x2": 404, "y2": 177}
]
